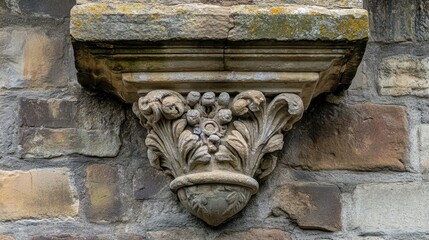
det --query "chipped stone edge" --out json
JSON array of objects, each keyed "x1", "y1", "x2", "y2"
[{"x1": 70, "y1": 3, "x2": 368, "y2": 42}]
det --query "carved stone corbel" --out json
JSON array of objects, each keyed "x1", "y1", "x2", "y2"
[{"x1": 133, "y1": 90, "x2": 304, "y2": 226}]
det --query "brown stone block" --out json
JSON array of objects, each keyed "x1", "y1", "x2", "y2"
[
  {"x1": 23, "y1": 32, "x2": 68, "y2": 88},
  {"x1": 20, "y1": 128, "x2": 121, "y2": 158},
  {"x1": 0, "y1": 168, "x2": 77, "y2": 221},
  {"x1": 19, "y1": 98, "x2": 77, "y2": 128},
  {"x1": 216, "y1": 228, "x2": 291, "y2": 240},
  {"x1": 284, "y1": 102, "x2": 408, "y2": 171},
  {"x1": 272, "y1": 182, "x2": 342, "y2": 232},
  {"x1": 86, "y1": 164, "x2": 121, "y2": 223}
]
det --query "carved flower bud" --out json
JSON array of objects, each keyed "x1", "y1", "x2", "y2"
[
  {"x1": 232, "y1": 99, "x2": 249, "y2": 116},
  {"x1": 187, "y1": 91, "x2": 201, "y2": 107},
  {"x1": 217, "y1": 109, "x2": 232, "y2": 124},
  {"x1": 161, "y1": 95, "x2": 185, "y2": 119},
  {"x1": 187, "y1": 109, "x2": 200, "y2": 126},
  {"x1": 201, "y1": 92, "x2": 216, "y2": 107},
  {"x1": 218, "y1": 92, "x2": 230, "y2": 107},
  {"x1": 208, "y1": 134, "x2": 220, "y2": 144}
]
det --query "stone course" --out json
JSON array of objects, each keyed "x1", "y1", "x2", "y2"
[
  {"x1": 0, "y1": 0, "x2": 428, "y2": 239},
  {"x1": 284, "y1": 102, "x2": 408, "y2": 171},
  {"x1": 353, "y1": 183, "x2": 429, "y2": 233},
  {"x1": 86, "y1": 164, "x2": 122, "y2": 223},
  {"x1": 0, "y1": 168, "x2": 77, "y2": 221},
  {"x1": 272, "y1": 182, "x2": 341, "y2": 232}
]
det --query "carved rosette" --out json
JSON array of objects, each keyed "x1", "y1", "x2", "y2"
[{"x1": 133, "y1": 90, "x2": 304, "y2": 226}]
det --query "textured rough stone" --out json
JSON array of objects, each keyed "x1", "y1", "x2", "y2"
[
  {"x1": 366, "y1": 0, "x2": 414, "y2": 42},
  {"x1": 216, "y1": 228, "x2": 291, "y2": 240},
  {"x1": 76, "y1": 0, "x2": 363, "y2": 8},
  {"x1": 146, "y1": 228, "x2": 206, "y2": 240},
  {"x1": 378, "y1": 55, "x2": 429, "y2": 97},
  {"x1": 18, "y1": 0, "x2": 76, "y2": 18},
  {"x1": 0, "y1": 236, "x2": 14, "y2": 240},
  {"x1": 20, "y1": 128, "x2": 121, "y2": 158},
  {"x1": 96, "y1": 234, "x2": 144, "y2": 240},
  {"x1": 272, "y1": 183, "x2": 341, "y2": 232},
  {"x1": 0, "y1": 168, "x2": 77, "y2": 221},
  {"x1": 86, "y1": 164, "x2": 121, "y2": 223},
  {"x1": 419, "y1": 125, "x2": 429, "y2": 170},
  {"x1": 20, "y1": 98, "x2": 77, "y2": 128},
  {"x1": 0, "y1": 29, "x2": 26, "y2": 89},
  {"x1": 70, "y1": 4, "x2": 368, "y2": 42},
  {"x1": 0, "y1": 29, "x2": 69, "y2": 89},
  {"x1": 0, "y1": 96, "x2": 17, "y2": 154},
  {"x1": 133, "y1": 167, "x2": 170, "y2": 200},
  {"x1": 353, "y1": 183, "x2": 429, "y2": 232},
  {"x1": 415, "y1": 0, "x2": 429, "y2": 42},
  {"x1": 228, "y1": 5, "x2": 368, "y2": 41},
  {"x1": 284, "y1": 102, "x2": 408, "y2": 171},
  {"x1": 30, "y1": 235, "x2": 97, "y2": 240}
]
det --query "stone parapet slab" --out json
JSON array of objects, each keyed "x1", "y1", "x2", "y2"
[{"x1": 70, "y1": 3, "x2": 368, "y2": 42}]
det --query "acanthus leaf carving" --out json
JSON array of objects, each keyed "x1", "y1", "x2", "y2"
[{"x1": 134, "y1": 90, "x2": 304, "y2": 226}]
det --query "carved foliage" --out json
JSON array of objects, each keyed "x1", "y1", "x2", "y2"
[{"x1": 133, "y1": 90, "x2": 304, "y2": 179}]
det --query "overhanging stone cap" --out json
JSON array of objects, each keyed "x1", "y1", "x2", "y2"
[
  {"x1": 76, "y1": 0, "x2": 363, "y2": 9},
  {"x1": 70, "y1": 3, "x2": 368, "y2": 42}
]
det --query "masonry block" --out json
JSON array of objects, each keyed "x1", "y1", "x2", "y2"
[
  {"x1": 146, "y1": 228, "x2": 206, "y2": 240},
  {"x1": 18, "y1": 0, "x2": 76, "y2": 18},
  {"x1": 378, "y1": 55, "x2": 429, "y2": 97},
  {"x1": 353, "y1": 183, "x2": 429, "y2": 233},
  {"x1": 19, "y1": 98, "x2": 77, "y2": 128},
  {"x1": 419, "y1": 125, "x2": 429, "y2": 170},
  {"x1": 284, "y1": 102, "x2": 408, "y2": 171},
  {"x1": 20, "y1": 128, "x2": 121, "y2": 158},
  {"x1": 0, "y1": 168, "x2": 77, "y2": 221},
  {"x1": 86, "y1": 164, "x2": 122, "y2": 223},
  {"x1": 216, "y1": 229, "x2": 291, "y2": 240},
  {"x1": 272, "y1": 182, "x2": 342, "y2": 232}
]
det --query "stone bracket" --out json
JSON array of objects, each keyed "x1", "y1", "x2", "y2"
[{"x1": 70, "y1": 2, "x2": 368, "y2": 227}]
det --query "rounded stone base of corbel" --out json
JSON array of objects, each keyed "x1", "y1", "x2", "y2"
[{"x1": 170, "y1": 171, "x2": 259, "y2": 226}]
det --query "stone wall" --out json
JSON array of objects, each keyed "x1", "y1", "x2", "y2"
[{"x1": 0, "y1": 0, "x2": 428, "y2": 239}]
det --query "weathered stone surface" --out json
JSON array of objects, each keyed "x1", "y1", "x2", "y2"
[
  {"x1": 0, "y1": 168, "x2": 77, "y2": 221},
  {"x1": 133, "y1": 167, "x2": 170, "y2": 200},
  {"x1": 86, "y1": 164, "x2": 121, "y2": 223},
  {"x1": 76, "y1": 0, "x2": 363, "y2": 8},
  {"x1": 20, "y1": 128, "x2": 121, "y2": 158},
  {"x1": 134, "y1": 90, "x2": 303, "y2": 226},
  {"x1": 419, "y1": 125, "x2": 429, "y2": 170},
  {"x1": 71, "y1": 4, "x2": 232, "y2": 41},
  {"x1": 0, "y1": 96, "x2": 17, "y2": 155},
  {"x1": 415, "y1": 0, "x2": 429, "y2": 42},
  {"x1": 146, "y1": 228, "x2": 206, "y2": 240},
  {"x1": 228, "y1": 5, "x2": 368, "y2": 41},
  {"x1": 96, "y1": 234, "x2": 144, "y2": 240},
  {"x1": 353, "y1": 183, "x2": 429, "y2": 232},
  {"x1": 20, "y1": 98, "x2": 77, "y2": 128},
  {"x1": 284, "y1": 102, "x2": 408, "y2": 171},
  {"x1": 0, "y1": 29, "x2": 26, "y2": 89},
  {"x1": 18, "y1": 0, "x2": 76, "y2": 18},
  {"x1": 272, "y1": 182, "x2": 341, "y2": 232},
  {"x1": 0, "y1": 235, "x2": 14, "y2": 240},
  {"x1": 0, "y1": 29, "x2": 68, "y2": 89},
  {"x1": 70, "y1": 4, "x2": 368, "y2": 42},
  {"x1": 30, "y1": 235, "x2": 97, "y2": 240},
  {"x1": 378, "y1": 55, "x2": 429, "y2": 97},
  {"x1": 366, "y1": 0, "x2": 414, "y2": 42},
  {"x1": 216, "y1": 228, "x2": 291, "y2": 240}
]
